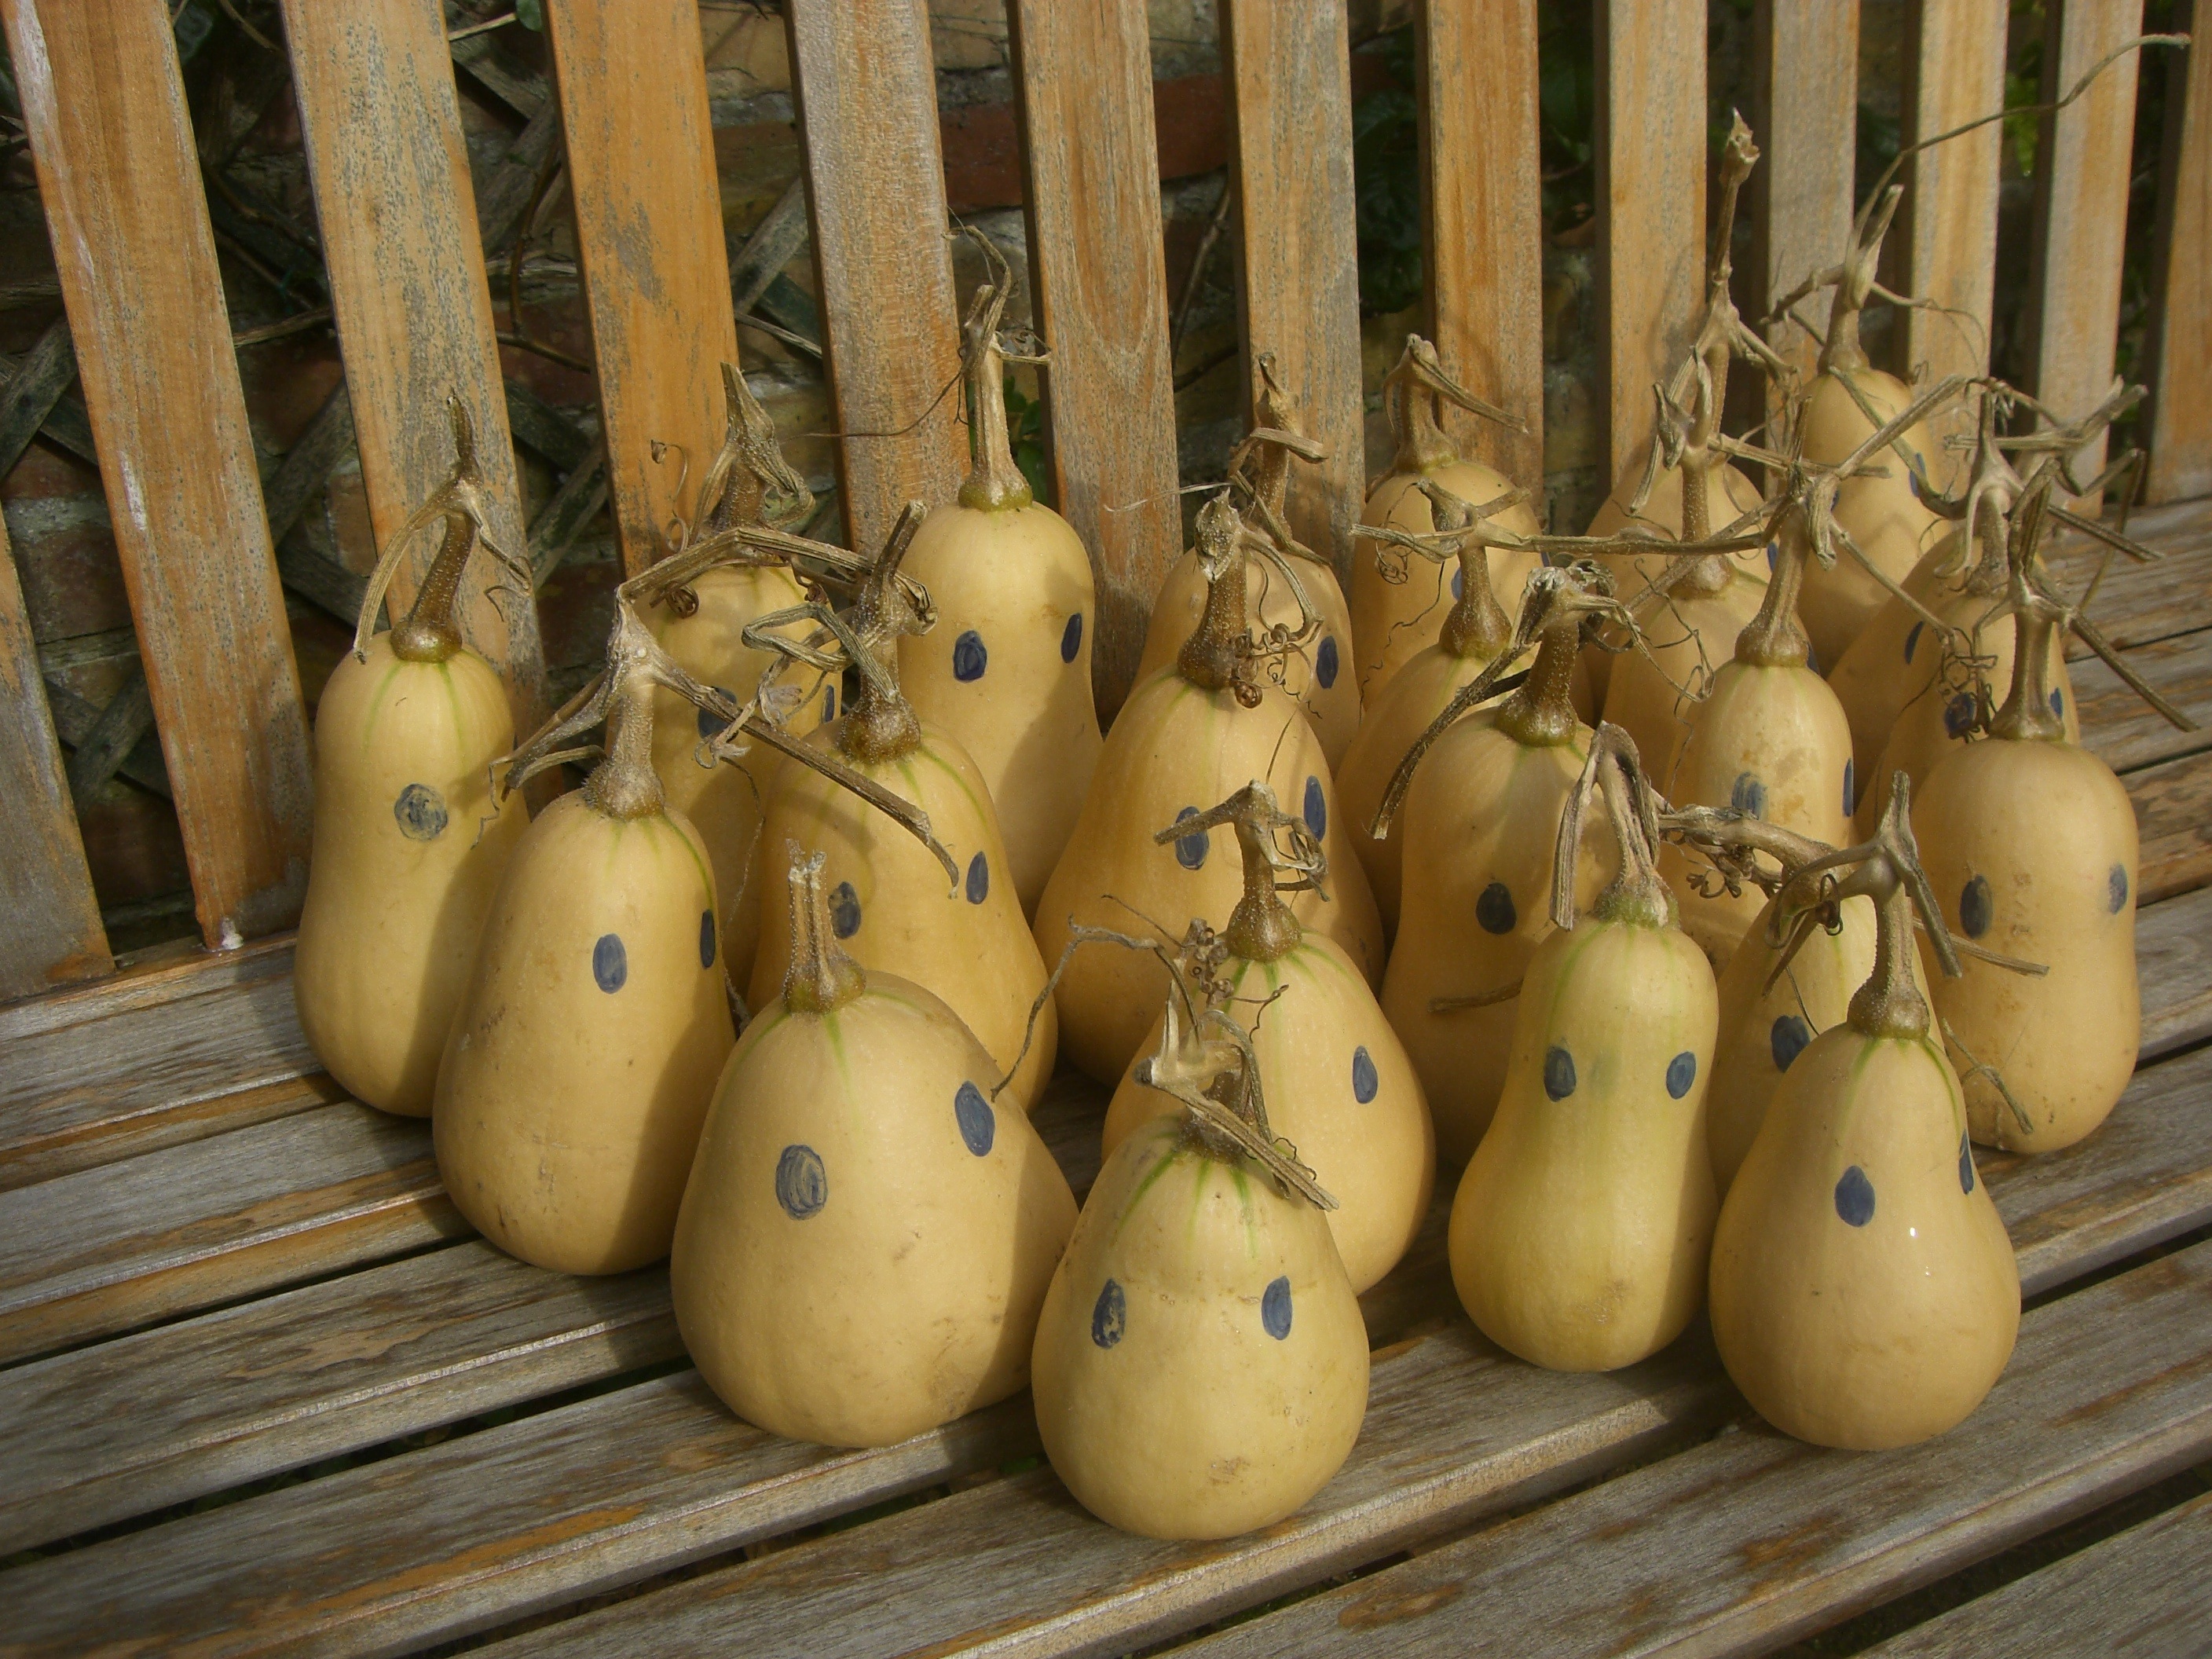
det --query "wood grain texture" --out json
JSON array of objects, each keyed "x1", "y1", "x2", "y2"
[
  {"x1": 0, "y1": 313, "x2": 77, "y2": 482},
  {"x1": 1595, "y1": 0, "x2": 1708, "y2": 485},
  {"x1": 0, "y1": 1103, "x2": 463, "y2": 1365},
  {"x1": 280, "y1": 0, "x2": 547, "y2": 719},
  {"x1": 1417, "y1": 0, "x2": 1545, "y2": 497},
  {"x1": 0, "y1": 1072, "x2": 343, "y2": 1196},
  {"x1": 2137, "y1": 881, "x2": 2212, "y2": 1061},
  {"x1": 1181, "y1": 1241, "x2": 2212, "y2": 1659},
  {"x1": 2148, "y1": 13, "x2": 2212, "y2": 503},
  {"x1": 2025, "y1": 0, "x2": 2144, "y2": 493},
  {"x1": 545, "y1": 0, "x2": 738, "y2": 577},
  {"x1": 0, "y1": 494, "x2": 108, "y2": 998},
  {"x1": 2, "y1": 0, "x2": 314, "y2": 946},
  {"x1": 2130, "y1": 749, "x2": 2212, "y2": 907},
  {"x1": 0, "y1": 932, "x2": 296, "y2": 1043},
  {"x1": 1007, "y1": 0, "x2": 1182, "y2": 718},
  {"x1": 1751, "y1": 2, "x2": 1859, "y2": 331},
  {"x1": 1223, "y1": 0, "x2": 1364, "y2": 569},
  {"x1": 1858, "y1": 1489, "x2": 2212, "y2": 1657},
  {"x1": 2072, "y1": 624, "x2": 2212, "y2": 776},
  {"x1": 785, "y1": 0, "x2": 965, "y2": 552},
  {"x1": 2047, "y1": 498, "x2": 2212, "y2": 661}
]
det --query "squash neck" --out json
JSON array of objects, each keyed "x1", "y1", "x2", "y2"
[{"x1": 583, "y1": 674, "x2": 667, "y2": 821}]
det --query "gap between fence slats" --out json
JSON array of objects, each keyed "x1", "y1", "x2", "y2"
[{"x1": 2148, "y1": 13, "x2": 2212, "y2": 503}]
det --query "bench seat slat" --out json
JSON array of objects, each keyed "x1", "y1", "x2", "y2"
[{"x1": 2071, "y1": 624, "x2": 2212, "y2": 776}]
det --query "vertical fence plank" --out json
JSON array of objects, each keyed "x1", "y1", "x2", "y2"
[
  {"x1": 2148, "y1": 13, "x2": 2212, "y2": 503},
  {"x1": 1751, "y1": 1, "x2": 1859, "y2": 370},
  {"x1": 1595, "y1": 0, "x2": 1708, "y2": 488},
  {"x1": 2026, "y1": 0, "x2": 2144, "y2": 493},
  {"x1": 280, "y1": 0, "x2": 546, "y2": 720},
  {"x1": 785, "y1": 0, "x2": 965, "y2": 553},
  {"x1": 1006, "y1": 0, "x2": 1180, "y2": 718},
  {"x1": 1222, "y1": 0, "x2": 1364, "y2": 569},
  {"x1": 0, "y1": 509, "x2": 109, "y2": 997},
  {"x1": 545, "y1": 0, "x2": 738, "y2": 576},
  {"x1": 2, "y1": 0, "x2": 313, "y2": 946},
  {"x1": 1417, "y1": 0, "x2": 1545, "y2": 498}
]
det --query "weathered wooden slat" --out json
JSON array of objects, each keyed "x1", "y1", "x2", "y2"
[
  {"x1": 0, "y1": 1072, "x2": 342, "y2": 1196},
  {"x1": 2148, "y1": 18, "x2": 2212, "y2": 504},
  {"x1": 545, "y1": 0, "x2": 738, "y2": 577},
  {"x1": 0, "y1": 1104, "x2": 461, "y2": 1365},
  {"x1": 1181, "y1": 1241, "x2": 2212, "y2": 1659},
  {"x1": 1751, "y1": 2, "x2": 1859, "y2": 348},
  {"x1": 2137, "y1": 880, "x2": 2212, "y2": 1059},
  {"x1": 0, "y1": 496, "x2": 108, "y2": 1000},
  {"x1": 475, "y1": 97, "x2": 565, "y2": 255},
  {"x1": 0, "y1": 1241, "x2": 679, "y2": 1556},
  {"x1": 731, "y1": 174, "x2": 811, "y2": 319},
  {"x1": 61, "y1": 661, "x2": 152, "y2": 806},
  {"x1": 502, "y1": 378, "x2": 595, "y2": 476},
  {"x1": 2131, "y1": 749, "x2": 2212, "y2": 908},
  {"x1": 2047, "y1": 499, "x2": 2212, "y2": 661},
  {"x1": 1416, "y1": 0, "x2": 1544, "y2": 498},
  {"x1": 1594, "y1": 0, "x2": 1706, "y2": 487},
  {"x1": 0, "y1": 928, "x2": 295, "y2": 1045},
  {"x1": 786, "y1": 0, "x2": 965, "y2": 552},
  {"x1": 0, "y1": 313, "x2": 76, "y2": 482},
  {"x1": 1859, "y1": 1489, "x2": 2212, "y2": 1657},
  {"x1": 280, "y1": 0, "x2": 546, "y2": 717},
  {"x1": 42, "y1": 675, "x2": 169, "y2": 799},
  {"x1": 258, "y1": 382, "x2": 356, "y2": 548},
  {"x1": 2072, "y1": 624, "x2": 2212, "y2": 776},
  {"x1": 1222, "y1": 0, "x2": 1364, "y2": 561},
  {"x1": 2025, "y1": 0, "x2": 2144, "y2": 493},
  {"x1": 3, "y1": 0, "x2": 315, "y2": 945},
  {"x1": 1006, "y1": 0, "x2": 1181, "y2": 717}
]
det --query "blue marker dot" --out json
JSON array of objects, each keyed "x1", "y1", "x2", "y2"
[
  {"x1": 1765, "y1": 540, "x2": 1779, "y2": 573},
  {"x1": 1665, "y1": 1051, "x2": 1697, "y2": 1100},
  {"x1": 1730, "y1": 772, "x2": 1768, "y2": 819},
  {"x1": 394, "y1": 782, "x2": 449, "y2": 841},
  {"x1": 1091, "y1": 1279, "x2": 1126, "y2": 1348},
  {"x1": 952, "y1": 629, "x2": 988, "y2": 682},
  {"x1": 1771, "y1": 1014, "x2": 1811, "y2": 1073},
  {"x1": 2049, "y1": 687, "x2": 2065, "y2": 720},
  {"x1": 830, "y1": 881, "x2": 862, "y2": 939},
  {"x1": 1451, "y1": 566, "x2": 1464, "y2": 600},
  {"x1": 1806, "y1": 641, "x2": 1819, "y2": 674},
  {"x1": 1544, "y1": 1045, "x2": 1577, "y2": 1101},
  {"x1": 1351, "y1": 1046, "x2": 1378, "y2": 1103},
  {"x1": 697, "y1": 686, "x2": 735, "y2": 741},
  {"x1": 775, "y1": 1145, "x2": 827, "y2": 1218},
  {"x1": 1959, "y1": 873, "x2": 1992, "y2": 939},
  {"x1": 1906, "y1": 452, "x2": 1926, "y2": 503},
  {"x1": 1060, "y1": 612, "x2": 1083, "y2": 664},
  {"x1": 1302, "y1": 775, "x2": 1327, "y2": 840},
  {"x1": 1476, "y1": 881, "x2": 1517, "y2": 935},
  {"x1": 1834, "y1": 1165, "x2": 1876, "y2": 1226},
  {"x1": 1958, "y1": 1132, "x2": 1976, "y2": 1195},
  {"x1": 1261, "y1": 1275, "x2": 1294, "y2": 1340},
  {"x1": 822, "y1": 682, "x2": 837, "y2": 722},
  {"x1": 591, "y1": 933, "x2": 628, "y2": 993},
  {"x1": 1843, "y1": 757, "x2": 1856, "y2": 817},
  {"x1": 1904, "y1": 621, "x2": 1923, "y2": 664},
  {"x1": 954, "y1": 1080, "x2": 994, "y2": 1155},
  {"x1": 965, "y1": 851, "x2": 989, "y2": 905},
  {"x1": 2108, "y1": 863, "x2": 2130, "y2": 914},
  {"x1": 1944, "y1": 692, "x2": 1977, "y2": 738},
  {"x1": 698, "y1": 910, "x2": 716, "y2": 970},
  {"x1": 1316, "y1": 635, "x2": 1339, "y2": 689},
  {"x1": 1174, "y1": 807, "x2": 1208, "y2": 870}
]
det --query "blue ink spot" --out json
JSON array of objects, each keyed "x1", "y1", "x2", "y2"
[
  {"x1": 1261, "y1": 1275, "x2": 1293, "y2": 1340},
  {"x1": 1060, "y1": 612, "x2": 1083, "y2": 663},
  {"x1": 1476, "y1": 881, "x2": 1517, "y2": 935},
  {"x1": 965, "y1": 851, "x2": 989, "y2": 905},
  {"x1": 1771, "y1": 1014, "x2": 1811, "y2": 1073},
  {"x1": 954, "y1": 1080, "x2": 994, "y2": 1155},
  {"x1": 1904, "y1": 621, "x2": 1924, "y2": 663},
  {"x1": 1665, "y1": 1051, "x2": 1697, "y2": 1099},
  {"x1": 1959, "y1": 874, "x2": 1992, "y2": 939},
  {"x1": 1944, "y1": 692, "x2": 1977, "y2": 738},
  {"x1": 1302, "y1": 775, "x2": 1326, "y2": 840},
  {"x1": 1730, "y1": 772, "x2": 1768, "y2": 819},
  {"x1": 2108, "y1": 863, "x2": 2130, "y2": 914},
  {"x1": 1544, "y1": 1046, "x2": 1577, "y2": 1101},
  {"x1": 1451, "y1": 566, "x2": 1464, "y2": 600},
  {"x1": 830, "y1": 881, "x2": 862, "y2": 939},
  {"x1": 699, "y1": 910, "x2": 716, "y2": 970},
  {"x1": 697, "y1": 686, "x2": 734, "y2": 740},
  {"x1": 1958, "y1": 1132, "x2": 1976, "y2": 1195},
  {"x1": 2049, "y1": 687, "x2": 2065, "y2": 720},
  {"x1": 1766, "y1": 540, "x2": 1779, "y2": 573},
  {"x1": 1843, "y1": 758, "x2": 1857, "y2": 816},
  {"x1": 1834, "y1": 1165, "x2": 1876, "y2": 1226},
  {"x1": 1352, "y1": 1046, "x2": 1379, "y2": 1103},
  {"x1": 1906, "y1": 452, "x2": 1926, "y2": 503},
  {"x1": 1174, "y1": 807, "x2": 1208, "y2": 870},
  {"x1": 822, "y1": 682, "x2": 837, "y2": 722},
  {"x1": 394, "y1": 783, "x2": 448, "y2": 840},
  {"x1": 952, "y1": 629, "x2": 988, "y2": 682},
  {"x1": 1091, "y1": 1279, "x2": 1126, "y2": 1348},
  {"x1": 1806, "y1": 641, "x2": 1819, "y2": 675},
  {"x1": 1316, "y1": 635, "x2": 1339, "y2": 689},
  {"x1": 591, "y1": 933, "x2": 627, "y2": 993},
  {"x1": 775, "y1": 1144, "x2": 827, "y2": 1218}
]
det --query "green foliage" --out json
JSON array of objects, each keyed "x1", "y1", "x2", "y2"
[
  {"x1": 1003, "y1": 375, "x2": 1049, "y2": 504},
  {"x1": 1538, "y1": 5, "x2": 1598, "y2": 231},
  {"x1": 1352, "y1": 30, "x2": 1423, "y2": 317}
]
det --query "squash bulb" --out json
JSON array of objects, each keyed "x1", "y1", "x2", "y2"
[
  {"x1": 900, "y1": 265, "x2": 1101, "y2": 914},
  {"x1": 1034, "y1": 1098, "x2": 1366, "y2": 1537},
  {"x1": 1710, "y1": 786, "x2": 2019, "y2": 1448},
  {"x1": 1038, "y1": 501, "x2": 1383, "y2": 1083},
  {"x1": 1601, "y1": 548, "x2": 1767, "y2": 791},
  {"x1": 1449, "y1": 728, "x2": 1719, "y2": 1370},
  {"x1": 1654, "y1": 522, "x2": 1854, "y2": 966},
  {"x1": 1100, "y1": 782, "x2": 1433, "y2": 1292},
  {"x1": 1382, "y1": 571, "x2": 1621, "y2": 1164},
  {"x1": 434, "y1": 673, "x2": 734, "y2": 1274},
  {"x1": 1914, "y1": 594, "x2": 2137, "y2": 1151},
  {"x1": 674, "y1": 851, "x2": 1076, "y2": 1448},
  {"x1": 1353, "y1": 335, "x2": 1540, "y2": 699}
]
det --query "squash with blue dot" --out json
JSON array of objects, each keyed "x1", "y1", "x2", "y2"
[{"x1": 674, "y1": 851, "x2": 1075, "y2": 1448}]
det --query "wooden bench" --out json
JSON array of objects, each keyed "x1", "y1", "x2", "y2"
[{"x1": 0, "y1": 2, "x2": 2207, "y2": 1654}]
